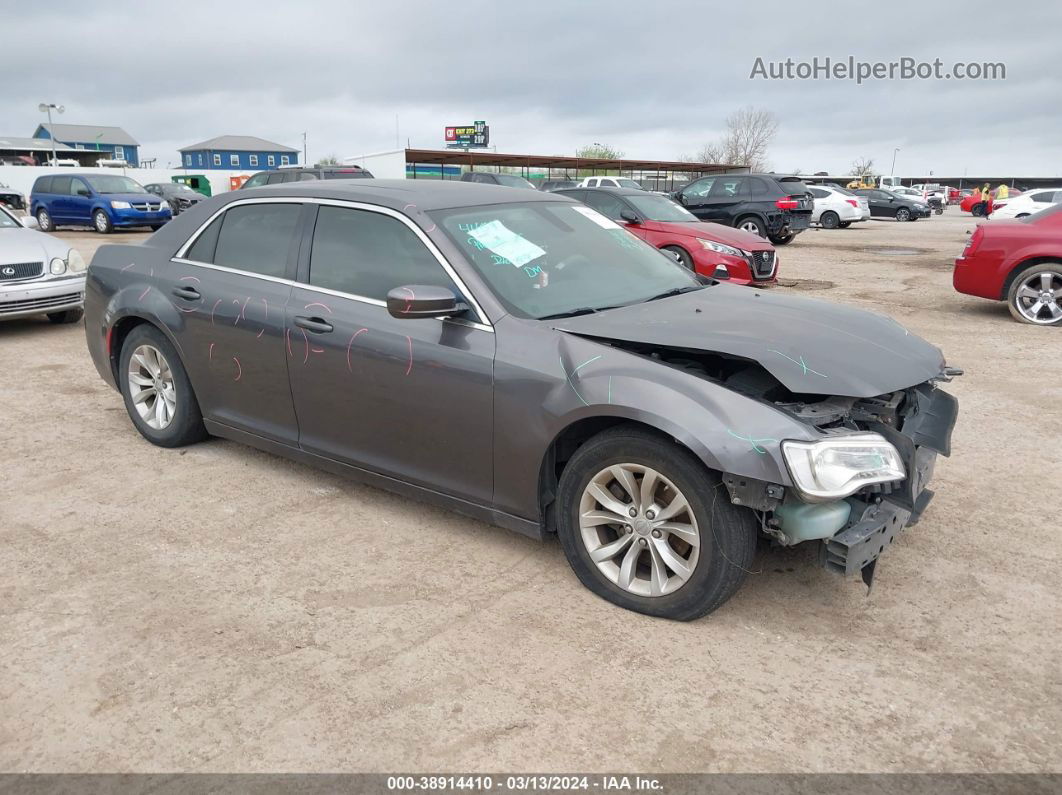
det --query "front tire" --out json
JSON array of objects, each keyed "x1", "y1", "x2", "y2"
[
  {"x1": 1007, "y1": 263, "x2": 1062, "y2": 326},
  {"x1": 661, "y1": 245, "x2": 693, "y2": 270},
  {"x1": 119, "y1": 324, "x2": 208, "y2": 447},
  {"x1": 47, "y1": 308, "x2": 83, "y2": 324},
  {"x1": 36, "y1": 207, "x2": 54, "y2": 232},
  {"x1": 895, "y1": 207, "x2": 911, "y2": 222},
  {"x1": 555, "y1": 426, "x2": 757, "y2": 621},
  {"x1": 93, "y1": 209, "x2": 113, "y2": 234},
  {"x1": 819, "y1": 211, "x2": 840, "y2": 229}
]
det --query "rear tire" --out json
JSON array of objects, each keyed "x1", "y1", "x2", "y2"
[
  {"x1": 47, "y1": 308, "x2": 83, "y2": 324},
  {"x1": 1006, "y1": 262, "x2": 1062, "y2": 326},
  {"x1": 555, "y1": 425, "x2": 757, "y2": 621},
  {"x1": 661, "y1": 245, "x2": 693, "y2": 270},
  {"x1": 93, "y1": 209, "x2": 113, "y2": 234},
  {"x1": 838, "y1": 221, "x2": 852, "y2": 228},
  {"x1": 769, "y1": 231, "x2": 796, "y2": 245},
  {"x1": 819, "y1": 211, "x2": 840, "y2": 229},
  {"x1": 36, "y1": 207, "x2": 54, "y2": 232},
  {"x1": 971, "y1": 202, "x2": 987, "y2": 217},
  {"x1": 735, "y1": 216, "x2": 766, "y2": 238},
  {"x1": 119, "y1": 324, "x2": 208, "y2": 447}
]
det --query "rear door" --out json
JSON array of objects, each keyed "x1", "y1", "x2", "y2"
[
  {"x1": 700, "y1": 176, "x2": 749, "y2": 224},
  {"x1": 49, "y1": 176, "x2": 73, "y2": 221},
  {"x1": 170, "y1": 199, "x2": 304, "y2": 444},
  {"x1": 285, "y1": 202, "x2": 495, "y2": 504}
]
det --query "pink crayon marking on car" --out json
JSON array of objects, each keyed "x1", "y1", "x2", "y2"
[
  {"x1": 211, "y1": 299, "x2": 222, "y2": 325},
  {"x1": 304, "y1": 301, "x2": 332, "y2": 314},
  {"x1": 405, "y1": 335, "x2": 413, "y2": 376},
  {"x1": 301, "y1": 328, "x2": 309, "y2": 364},
  {"x1": 285, "y1": 328, "x2": 292, "y2": 357},
  {"x1": 208, "y1": 342, "x2": 215, "y2": 360},
  {"x1": 346, "y1": 328, "x2": 368, "y2": 372},
  {"x1": 398, "y1": 286, "x2": 415, "y2": 313},
  {"x1": 232, "y1": 357, "x2": 242, "y2": 381},
  {"x1": 179, "y1": 275, "x2": 201, "y2": 283}
]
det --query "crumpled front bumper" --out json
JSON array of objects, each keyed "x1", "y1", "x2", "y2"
[{"x1": 818, "y1": 385, "x2": 958, "y2": 584}]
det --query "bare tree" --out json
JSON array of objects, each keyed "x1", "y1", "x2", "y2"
[
  {"x1": 316, "y1": 153, "x2": 342, "y2": 166},
  {"x1": 849, "y1": 157, "x2": 876, "y2": 177},
  {"x1": 694, "y1": 107, "x2": 779, "y2": 170},
  {"x1": 575, "y1": 143, "x2": 625, "y2": 160}
]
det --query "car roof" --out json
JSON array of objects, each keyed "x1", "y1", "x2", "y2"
[{"x1": 559, "y1": 186, "x2": 646, "y2": 197}]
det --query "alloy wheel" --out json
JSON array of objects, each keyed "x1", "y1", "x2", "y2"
[
  {"x1": 739, "y1": 220, "x2": 762, "y2": 236},
  {"x1": 896, "y1": 208, "x2": 910, "y2": 221},
  {"x1": 127, "y1": 344, "x2": 177, "y2": 429},
  {"x1": 578, "y1": 463, "x2": 700, "y2": 597},
  {"x1": 1014, "y1": 271, "x2": 1062, "y2": 324}
]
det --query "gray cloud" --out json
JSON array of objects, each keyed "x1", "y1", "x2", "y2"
[{"x1": 4, "y1": 0, "x2": 1059, "y2": 176}]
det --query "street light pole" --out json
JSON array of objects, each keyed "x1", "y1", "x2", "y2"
[
  {"x1": 38, "y1": 102, "x2": 64, "y2": 166},
  {"x1": 891, "y1": 147, "x2": 900, "y2": 177},
  {"x1": 302, "y1": 132, "x2": 307, "y2": 166}
]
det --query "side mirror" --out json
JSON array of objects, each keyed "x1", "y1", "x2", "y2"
[
  {"x1": 619, "y1": 210, "x2": 639, "y2": 224},
  {"x1": 77, "y1": 189, "x2": 90, "y2": 197},
  {"x1": 20, "y1": 215, "x2": 39, "y2": 229},
  {"x1": 386, "y1": 285, "x2": 466, "y2": 319}
]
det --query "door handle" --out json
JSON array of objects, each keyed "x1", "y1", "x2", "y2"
[
  {"x1": 294, "y1": 316, "x2": 334, "y2": 334},
  {"x1": 172, "y1": 285, "x2": 201, "y2": 300}
]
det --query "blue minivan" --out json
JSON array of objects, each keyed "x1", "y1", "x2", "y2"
[{"x1": 30, "y1": 173, "x2": 172, "y2": 234}]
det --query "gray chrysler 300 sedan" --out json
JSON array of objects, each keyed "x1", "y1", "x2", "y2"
[{"x1": 84, "y1": 180, "x2": 959, "y2": 620}]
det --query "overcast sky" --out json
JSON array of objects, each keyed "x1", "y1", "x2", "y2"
[{"x1": 5, "y1": 1, "x2": 1059, "y2": 177}]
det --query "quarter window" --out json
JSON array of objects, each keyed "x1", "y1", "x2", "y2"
[
  {"x1": 308, "y1": 206, "x2": 457, "y2": 301},
  {"x1": 208, "y1": 203, "x2": 302, "y2": 278}
]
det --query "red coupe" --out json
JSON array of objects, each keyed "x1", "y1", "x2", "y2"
[
  {"x1": 558, "y1": 187, "x2": 778, "y2": 285},
  {"x1": 953, "y1": 204, "x2": 1062, "y2": 325}
]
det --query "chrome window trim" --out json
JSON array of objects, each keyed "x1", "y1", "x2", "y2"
[{"x1": 172, "y1": 196, "x2": 494, "y2": 333}]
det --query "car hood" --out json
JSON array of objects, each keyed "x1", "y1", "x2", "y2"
[
  {"x1": 643, "y1": 220, "x2": 772, "y2": 250},
  {"x1": 553, "y1": 284, "x2": 947, "y2": 398},
  {"x1": 0, "y1": 227, "x2": 67, "y2": 263},
  {"x1": 102, "y1": 193, "x2": 156, "y2": 203}
]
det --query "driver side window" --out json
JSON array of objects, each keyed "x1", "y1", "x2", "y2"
[
  {"x1": 581, "y1": 191, "x2": 627, "y2": 221},
  {"x1": 683, "y1": 178, "x2": 714, "y2": 199}
]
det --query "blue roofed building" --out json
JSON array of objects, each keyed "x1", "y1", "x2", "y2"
[
  {"x1": 178, "y1": 135, "x2": 299, "y2": 170},
  {"x1": 32, "y1": 123, "x2": 140, "y2": 166}
]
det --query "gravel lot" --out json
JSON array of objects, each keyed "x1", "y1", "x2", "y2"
[{"x1": 1, "y1": 209, "x2": 1058, "y2": 773}]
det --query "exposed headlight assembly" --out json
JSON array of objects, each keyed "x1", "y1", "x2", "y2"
[
  {"x1": 782, "y1": 433, "x2": 905, "y2": 502},
  {"x1": 698, "y1": 239, "x2": 742, "y2": 258}
]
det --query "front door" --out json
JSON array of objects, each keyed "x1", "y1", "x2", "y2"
[
  {"x1": 286, "y1": 203, "x2": 495, "y2": 505},
  {"x1": 678, "y1": 177, "x2": 715, "y2": 220},
  {"x1": 699, "y1": 175, "x2": 749, "y2": 224},
  {"x1": 69, "y1": 177, "x2": 94, "y2": 223},
  {"x1": 169, "y1": 200, "x2": 304, "y2": 444}
]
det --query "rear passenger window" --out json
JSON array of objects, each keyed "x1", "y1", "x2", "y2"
[
  {"x1": 266, "y1": 173, "x2": 286, "y2": 185},
  {"x1": 185, "y1": 215, "x2": 223, "y2": 263},
  {"x1": 211, "y1": 203, "x2": 301, "y2": 278},
  {"x1": 34, "y1": 177, "x2": 53, "y2": 193},
  {"x1": 808, "y1": 187, "x2": 828, "y2": 199},
  {"x1": 308, "y1": 206, "x2": 457, "y2": 301},
  {"x1": 299, "y1": 172, "x2": 317, "y2": 181},
  {"x1": 242, "y1": 173, "x2": 270, "y2": 189},
  {"x1": 51, "y1": 176, "x2": 72, "y2": 195}
]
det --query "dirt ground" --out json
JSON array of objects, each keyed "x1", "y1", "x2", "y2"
[{"x1": 1, "y1": 209, "x2": 1059, "y2": 774}]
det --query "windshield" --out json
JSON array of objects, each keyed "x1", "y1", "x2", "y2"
[
  {"x1": 431, "y1": 201, "x2": 700, "y2": 319},
  {"x1": 616, "y1": 179, "x2": 643, "y2": 189},
  {"x1": 626, "y1": 194, "x2": 698, "y2": 222},
  {"x1": 84, "y1": 175, "x2": 146, "y2": 194},
  {"x1": 493, "y1": 174, "x2": 535, "y2": 189},
  {"x1": 0, "y1": 207, "x2": 19, "y2": 228}
]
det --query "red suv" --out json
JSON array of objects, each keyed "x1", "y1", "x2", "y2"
[
  {"x1": 558, "y1": 187, "x2": 778, "y2": 285},
  {"x1": 953, "y1": 204, "x2": 1062, "y2": 325}
]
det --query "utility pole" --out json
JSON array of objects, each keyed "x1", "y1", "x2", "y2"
[{"x1": 302, "y1": 132, "x2": 307, "y2": 166}]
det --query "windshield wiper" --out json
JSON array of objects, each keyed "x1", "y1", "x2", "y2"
[
  {"x1": 643, "y1": 285, "x2": 702, "y2": 303},
  {"x1": 539, "y1": 307, "x2": 601, "y2": 320}
]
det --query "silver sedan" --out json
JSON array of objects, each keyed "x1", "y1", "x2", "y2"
[{"x1": 0, "y1": 205, "x2": 86, "y2": 323}]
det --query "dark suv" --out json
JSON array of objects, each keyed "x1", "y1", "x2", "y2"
[
  {"x1": 673, "y1": 174, "x2": 813, "y2": 245},
  {"x1": 240, "y1": 165, "x2": 373, "y2": 189}
]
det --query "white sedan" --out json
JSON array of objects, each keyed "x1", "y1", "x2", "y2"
[
  {"x1": 989, "y1": 188, "x2": 1062, "y2": 220},
  {"x1": 0, "y1": 205, "x2": 87, "y2": 323},
  {"x1": 806, "y1": 185, "x2": 870, "y2": 229}
]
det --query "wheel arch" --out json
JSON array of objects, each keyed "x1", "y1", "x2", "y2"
[
  {"x1": 1000, "y1": 256, "x2": 1062, "y2": 301},
  {"x1": 537, "y1": 415, "x2": 712, "y2": 535},
  {"x1": 107, "y1": 312, "x2": 185, "y2": 386}
]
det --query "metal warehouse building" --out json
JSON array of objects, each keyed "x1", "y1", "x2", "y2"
[
  {"x1": 32, "y1": 123, "x2": 140, "y2": 166},
  {"x1": 179, "y1": 135, "x2": 299, "y2": 171}
]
